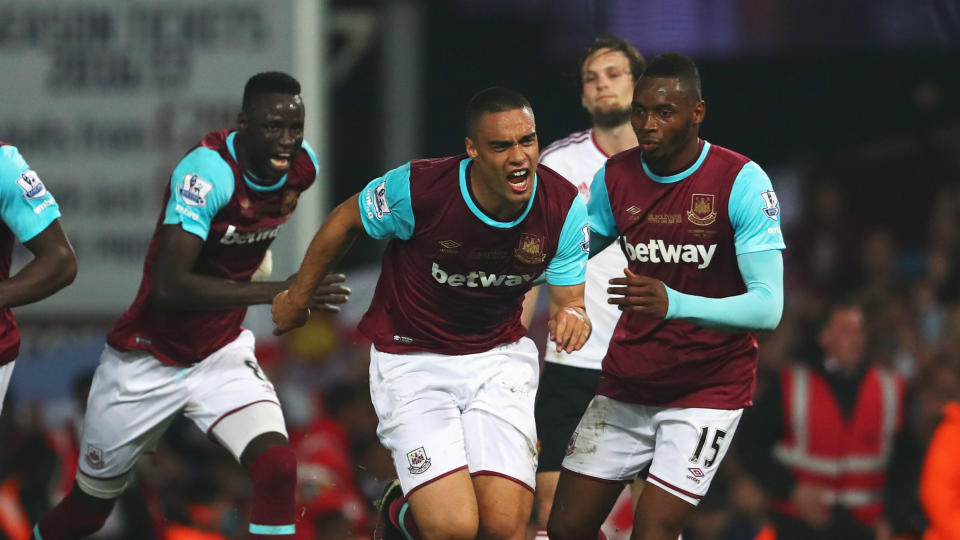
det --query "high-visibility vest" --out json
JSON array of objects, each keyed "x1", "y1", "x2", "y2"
[
  {"x1": 165, "y1": 523, "x2": 229, "y2": 540},
  {"x1": 753, "y1": 524, "x2": 776, "y2": 540},
  {"x1": 0, "y1": 476, "x2": 31, "y2": 540},
  {"x1": 920, "y1": 402, "x2": 960, "y2": 540},
  {"x1": 44, "y1": 424, "x2": 80, "y2": 503},
  {"x1": 771, "y1": 365, "x2": 903, "y2": 527}
]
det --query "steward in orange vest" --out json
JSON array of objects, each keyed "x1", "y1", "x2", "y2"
[{"x1": 920, "y1": 401, "x2": 960, "y2": 540}]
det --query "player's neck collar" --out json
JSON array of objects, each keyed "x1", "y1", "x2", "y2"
[
  {"x1": 226, "y1": 131, "x2": 289, "y2": 192},
  {"x1": 459, "y1": 158, "x2": 537, "y2": 228},
  {"x1": 642, "y1": 139, "x2": 710, "y2": 184},
  {"x1": 590, "y1": 129, "x2": 612, "y2": 158}
]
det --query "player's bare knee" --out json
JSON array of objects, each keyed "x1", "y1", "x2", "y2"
[
  {"x1": 633, "y1": 513, "x2": 685, "y2": 540},
  {"x1": 477, "y1": 514, "x2": 527, "y2": 540},
  {"x1": 417, "y1": 513, "x2": 478, "y2": 540},
  {"x1": 547, "y1": 512, "x2": 593, "y2": 540},
  {"x1": 546, "y1": 523, "x2": 602, "y2": 540},
  {"x1": 410, "y1": 501, "x2": 478, "y2": 540}
]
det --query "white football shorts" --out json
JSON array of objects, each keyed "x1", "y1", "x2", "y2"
[
  {"x1": 369, "y1": 337, "x2": 540, "y2": 496},
  {"x1": 562, "y1": 395, "x2": 742, "y2": 505},
  {"x1": 78, "y1": 330, "x2": 285, "y2": 481},
  {"x1": 0, "y1": 361, "x2": 13, "y2": 416}
]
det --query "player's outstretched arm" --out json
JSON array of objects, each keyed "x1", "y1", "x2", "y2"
[
  {"x1": 272, "y1": 193, "x2": 365, "y2": 335},
  {"x1": 607, "y1": 249, "x2": 783, "y2": 332},
  {"x1": 149, "y1": 226, "x2": 350, "y2": 312},
  {"x1": 0, "y1": 220, "x2": 76, "y2": 309},
  {"x1": 546, "y1": 283, "x2": 591, "y2": 354}
]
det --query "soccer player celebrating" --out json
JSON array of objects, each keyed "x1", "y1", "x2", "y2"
[
  {"x1": 522, "y1": 36, "x2": 644, "y2": 540},
  {"x1": 32, "y1": 72, "x2": 350, "y2": 540},
  {"x1": 547, "y1": 53, "x2": 786, "y2": 540},
  {"x1": 272, "y1": 87, "x2": 592, "y2": 540},
  {"x1": 0, "y1": 143, "x2": 77, "y2": 415}
]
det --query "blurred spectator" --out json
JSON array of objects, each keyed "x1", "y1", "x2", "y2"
[
  {"x1": 738, "y1": 304, "x2": 905, "y2": 540},
  {"x1": 790, "y1": 182, "x2": 861, "y2": 297},
  {"x1": 289, "y1": 382, "x2": 375, "y2": 539},
  {"x1": 160, "y1": 461, "x2": 235, "y2": 540},
  {"x1": 0, "y1": 391, "x2": 32, "y2": 540},
  {"x1": 884, "y1": 359, "x2": 960, "y2": 540},
  {"x1": 8, "y1": 371, "x2": 159, "y2": 539}
]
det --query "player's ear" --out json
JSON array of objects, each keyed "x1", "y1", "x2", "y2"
[
  {"x1": 465, "y1": 136, "x2": 478, "y2": 158},
  {"x1": 237, "y1": 111, "x2": 248, "y2": 132},
  {"x1": 693, "y1": 100, "x2": 705, "y2": 125}
]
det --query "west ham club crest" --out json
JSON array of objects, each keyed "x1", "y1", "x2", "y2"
[
  {"x1": 85, "y1": 445, "x2": 105, "y2": 470},
  {"x1": 514, "y1": 233, "x2": 546, "y2": 264},
  {"x1": 687, "y1": 193, "x2": 717, "y2": 226},
  {"x1": 406, "y1": 446, "x2": 432, "y2": 475}
]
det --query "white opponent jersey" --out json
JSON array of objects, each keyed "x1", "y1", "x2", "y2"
[{"x1": 539, "y1": 129, "x2": 627, "y2": 370}]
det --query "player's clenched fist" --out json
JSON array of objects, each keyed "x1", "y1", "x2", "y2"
[
  {"x1": 607, "y1": 268, "x2": 668, "y2": 318},
  {"x1": 272, "y1": 289, "x2": 310, "y2": 335},
  {"x1": 548, "y1": 305, "x2": 592, "y2": 354}
]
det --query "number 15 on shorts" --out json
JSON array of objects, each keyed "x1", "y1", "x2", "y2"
[{"x1": 689, "y1": 426, "x2": 727, "y2": 468}]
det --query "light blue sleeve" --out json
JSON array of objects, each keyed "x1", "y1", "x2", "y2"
[
  {"x1": 162, "y1": 147, "x2": 235, "y2": 240},
  {"x1": 663, "y1": 249, "x2": 783, "y2": 331},
  {"x1": 587, "y1": 164, "x2": 619, "y2": 240},
  {"x1": 0, "y1": 145, "x2": 61, "y2": 243},
  {"x1": 358, "y1": 162, "x2": 415, "y2": 240},
  {"x1": 729, "y1": 162, "x2": 787, "y2": 254},
  {"x1": 545, "y1": 195, "x2": 589, "y2": 286}
]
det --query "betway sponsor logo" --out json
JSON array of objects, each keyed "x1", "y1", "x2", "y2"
[
  {"x1": 622, "y1": 239, "x2": 717, "y2": 269},
  {"x1": 220, "y1": 224, "x2": 281, "y2": 245},
  {"x1": 431, "y1": 262, "x2": 536, "y2": 287}
]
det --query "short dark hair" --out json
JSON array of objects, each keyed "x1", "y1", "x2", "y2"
[
  {"x1": 642, "y1": 53, "x2": 702, "y2": 102},
  {"x1": 465, "y1": 86, "x2": 532, "y2": 138},
  {"x1": 579, "y1": 36, "x2": 645, "y2": 86},
  {"x1": 242, "y1": 71, "x2": 301, "y2": 110}
]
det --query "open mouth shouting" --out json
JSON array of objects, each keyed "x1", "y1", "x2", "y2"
[
  {"x1": 269, "y1": 153, "x2": 293, "y2": 172},
  {"x1": 507, "y1": 168, "x2": 531, "y2": 193}
]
